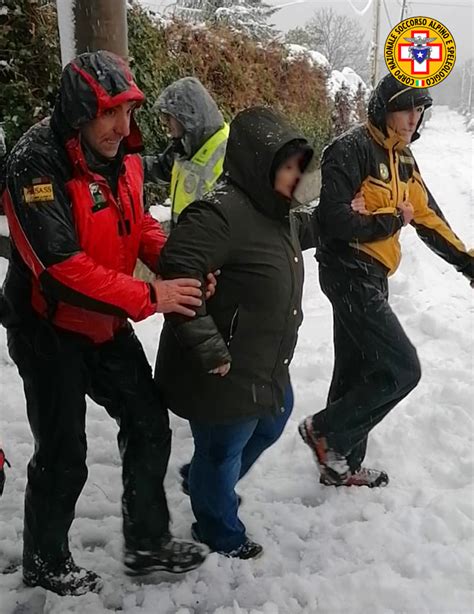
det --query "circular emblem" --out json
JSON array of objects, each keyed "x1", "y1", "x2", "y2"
[
  {"x1": 183, "y1": 173, "x2": 198, "y2": 194},
  {"x1": 379, "y1": 163, "x2": 389, "y2": 181},
  {"x1": 384, "y1": 17, "x2": 456, "y2": 88}
]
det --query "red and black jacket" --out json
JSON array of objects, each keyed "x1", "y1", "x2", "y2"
[{"x1": 2, "y1": 51, "x2": 166, "y2": 343}]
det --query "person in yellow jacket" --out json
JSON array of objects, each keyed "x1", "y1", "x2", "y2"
[
  {"x1": 144, "y1": 77, "x2": 228, "y2": 225},
  {"x1": 298, "y1": 74, "x2": 473, "y2": 488}
]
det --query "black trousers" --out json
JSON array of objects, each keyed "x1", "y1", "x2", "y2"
[
  {"x1": 7, "y1": 320, "x2": 171, "y2": 566},
  {"x1": 313, "y1": 264, "x2": 421, "y2": 471}
]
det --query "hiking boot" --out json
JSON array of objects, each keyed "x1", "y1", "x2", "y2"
[
  {"x1": 223, "y1": 539, "x2": 263, "y2": 560},
  {"x1": 180, "y1": 464, "x2": 242, "y2": 506},
  {"x1": 23, "y1": 554, "x2": 103, "y2": 596},
  {"x1": 298, "y1": 417, "x2": 350, "y2": 482},
  {"x1": 320, "y1": 466, "x2": 389, "y2": 488},
  {"x1": 191, "y1": 524, "x2": 263, "y2": 560},
  {"x1": 0, "y1": 449, "x2": 10, "y2": 497},
  {"x1": 124, "y1": 536, "x2": 208, "y2": 576}
]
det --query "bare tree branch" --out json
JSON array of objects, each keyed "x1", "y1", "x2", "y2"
[{"x1": 286, "y1": 7, "x2": 369, "y2": 80}]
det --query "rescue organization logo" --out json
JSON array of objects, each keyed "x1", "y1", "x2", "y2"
[
  {"x1": 23, "y1": 178, "x2": 54, "y2": 205},
  {"x1": 379, "y1": 163, "x2": 389, "y2": 181},
  {"x1": 384, "y1": 17, "x2": 456, "y2": 88}
]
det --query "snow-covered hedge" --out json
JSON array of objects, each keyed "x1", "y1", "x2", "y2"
[{"x1": 1, "y1": 0, "x2": 366, "y2": 159}]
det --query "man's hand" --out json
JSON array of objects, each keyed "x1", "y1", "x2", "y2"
[
  {"x1": 208, "y1": 362, "x2": 231, "y2": 377},
  {"x1": 152, "y1": 278, "x2": 202, "y2": 317},
  {"x1": 205, "y1": 270, "x2": 220, "y2": 300},
  {"x1": 398, "y1": 200, "x2": 414, "y2": 226},
  {"x1": 351, "y1": 191, "x2": 370, "y2": 215}
]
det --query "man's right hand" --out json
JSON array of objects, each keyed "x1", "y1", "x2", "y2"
[
  {"x1": 351, "y1": 191, "x2": 370, "y2": 215},
  {"x1": 208, "y1": 362, "x2": 231, "y2": 377},
  {"x1": 151, "y1": 278, "x2": 202, "y2": 317},
  {"x1": 398, "y1": 200, "x2": 414, "y2": 226}
]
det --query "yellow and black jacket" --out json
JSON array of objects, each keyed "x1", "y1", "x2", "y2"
[{"x1": 317, "y1": 82, "x2": 473, "y2": 280}]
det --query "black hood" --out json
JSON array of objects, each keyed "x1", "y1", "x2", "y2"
[
  {"x1": 224, "y1": 107, "x2": 313, "y2": 220},
  {"x1": 368, "y1": 74, "x2": 432, "y2": 142},
  {"x1": 50, "y1": 50, "x2": 145, "y2": 151}
]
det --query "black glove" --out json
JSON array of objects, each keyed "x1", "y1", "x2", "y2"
[{"x1": 0, "y1": 449, "x2": 10, "y2": 497}]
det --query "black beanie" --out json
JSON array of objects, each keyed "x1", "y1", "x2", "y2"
[{"x1": 372, "y1": 74, "x2": 433, "y2": 112}]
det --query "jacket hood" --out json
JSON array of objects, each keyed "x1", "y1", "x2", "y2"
[
  {"x1": 368, "y1": 74, "x2": 432, "y2": 143},
  {"x1": 155, "y1": 77, "x2": 224, "y2": 157},
  {"x1": 50, "y1": 50, "x2": 145, "y2": 152},
  {"x1": 224, "y1": 107, "x2": 313, "y2": 220}
]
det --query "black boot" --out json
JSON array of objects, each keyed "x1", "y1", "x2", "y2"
[
  {"x1": 191, "y1": 524, "x2": 263, "y2": 560},
  {"x1": 23, "y1": 554, "x2": 103, "y2": 596},
  {"x1": 124, "y1": 535, "x2": 208, "y2": 575},
  {"x1": 224, "y1": 539, "x2": 263, "y2": 560}
]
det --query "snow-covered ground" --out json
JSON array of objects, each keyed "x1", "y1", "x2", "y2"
[{"x1": 0, "y1": 107, "x2": 473, "y2": 613}]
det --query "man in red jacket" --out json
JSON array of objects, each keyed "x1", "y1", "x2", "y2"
[{"x1": 2, "y1": 51, "x2": 208, "y2": 596}]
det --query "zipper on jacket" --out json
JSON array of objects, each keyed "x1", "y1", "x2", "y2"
[
  {"x1": 125, "y1": 180, "x2": 137, "y2": 224},
  {"x1": 104, "y1": 181, "x2": 128, "y2": 237},
  {"x1": 115, "y1": 195, "x2": 127, "y2": 236},
  {"x1": 171, "y1": 180, "x2": 179, "y2": 224},
  {"x1": 227, "y1": 307, "x2": 239, "y2": 345},
  {"x1": 392, "y1": 149, "x2": 400, "y2": 208},
  {"x1": 272, "y1": 226, "x2": 298, "y2": 381}
]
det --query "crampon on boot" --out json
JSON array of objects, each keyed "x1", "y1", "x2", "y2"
[
  {"x1": 320, "y1": 466, "x2": 389, "y2": 488},
  {"x1": 298, "y1": 417, "x2": 350, "y2": 482}
]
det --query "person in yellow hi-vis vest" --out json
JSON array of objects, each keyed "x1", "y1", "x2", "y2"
[{"x1": 144, "y1": 77, "x2": 229, "y2": 225}]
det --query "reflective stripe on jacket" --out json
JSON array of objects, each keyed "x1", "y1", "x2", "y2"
[{"x1": 170, "y1": 123, "x2": 229, "y2": 223}]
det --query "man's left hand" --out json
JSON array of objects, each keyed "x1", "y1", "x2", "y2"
[{"x1": 205, "y1": 270, "x2": 220, "y2": 300}]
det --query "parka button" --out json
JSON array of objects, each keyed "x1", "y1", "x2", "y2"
[
  {"x1": 280, "y1": 407, "x2": 285, "y2": 413},
  {"x1": 293, "y1": 309, "x2": 297, "y2": 316},
  {"x1": 294, "y1": 256, "x2": 299, "y2": 263},
  {"x1": 283, "y1": 358, "x2": 289, "y2": 365}
]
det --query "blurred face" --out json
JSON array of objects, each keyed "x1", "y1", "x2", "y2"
[
  {"x1": 80, "y1": 101, "x2": 136, "y2": 159},
  {"x1": 274, "y1": 152, "x2": 304, "y2": 200},
  {"x1": 161, "y1": 113, "x2": 184, "y2": 138},
  {"x1": 386, "y1": 106, "x2": 424, "y2": 142}
]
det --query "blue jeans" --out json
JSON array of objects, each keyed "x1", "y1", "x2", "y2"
[{"x1": 188, "y1": 385, "x2": 294, "y2": 552}]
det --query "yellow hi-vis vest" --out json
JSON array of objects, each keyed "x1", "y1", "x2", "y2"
[{"x1": 170, "y1": 123, "x2": 229, "y2": 223}]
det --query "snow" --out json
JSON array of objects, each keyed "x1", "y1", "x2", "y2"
[
  {"x1": 0, "y1": 107, "x2": 473, "y2": 613},
  {"x1": 56, "y1": 0, "x2": 77, "y2": 67},
  {"x1": 149, "y1": 203, "x2": 172, "y2": 223},
  {"x1": 327, "y1": 67, "x2": 367, "y2": 100},
  {"x1": 341, "y1": 67, "x2": 367, "y2": 94},
  {"x1": 0, "y1": 217, "x2": 8, "y2": 238},
  {"x1": 285, "y1": 44, "x2": 329, "y2": 69}
]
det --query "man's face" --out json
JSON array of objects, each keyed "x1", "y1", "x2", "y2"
[
  {"x1": 274, "y1": 152, "x2": 304, "y2": 200},
  {"x1": 160, "y1": 113, "x2": 184, "y2": 139},
  {"x1": 386, "y1": 106, "x2": 424, "y2": 142},
  {"x1": 80, "y1": 101, "x2": 136, "y2": 159}
]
